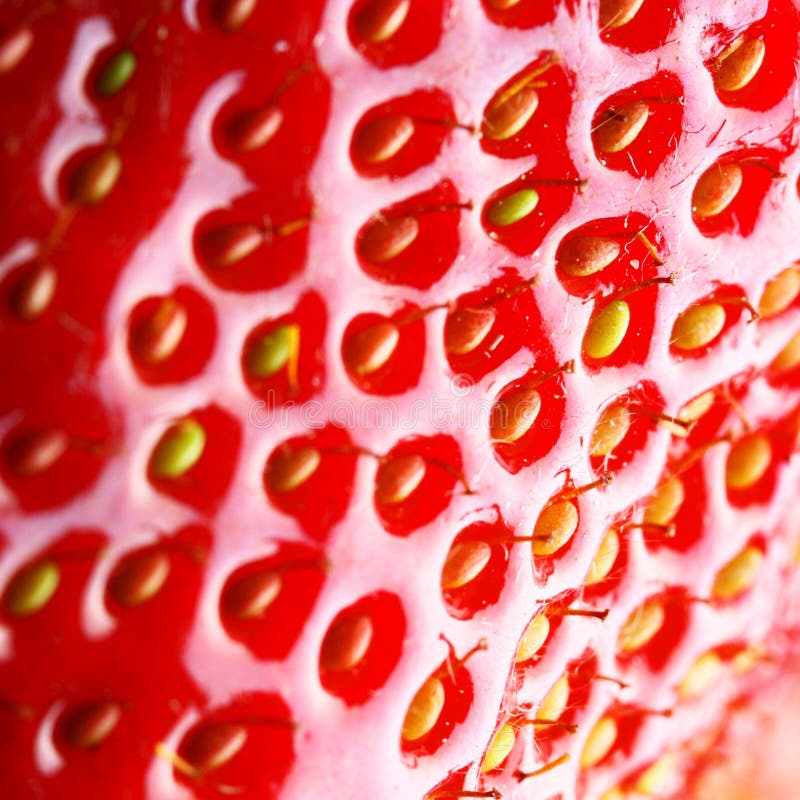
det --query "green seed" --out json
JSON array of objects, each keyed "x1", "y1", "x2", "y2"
[
  {"x1": 4, "y1": 559, "x2": 60, "y2": 617},
  {"x1": 583, "y1": 299, "x2": 630, "y2": 360},
  {"x1": 150, "y1": 419, "x2": 206, "y2": 479},
  {"x1": 246, "y1": 324, "x2": 299, "y2": 378},
  {"x1": 96, "y1": 49, "x2": 136, "y2": 97},
  {"x1": 486, "y1": 188, "x2": 539, "y2": 227}
]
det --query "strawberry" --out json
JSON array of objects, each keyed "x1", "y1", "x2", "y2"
[{"x1": 2, "y1": 1, "x2": 800, "y2": 799}]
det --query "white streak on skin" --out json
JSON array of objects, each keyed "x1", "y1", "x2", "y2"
[
  {"x1": 39, "y1": 17, "x2": 113, "y2": 208},
  {"x1": 182, "y1": 0, "x2": 201, "y2": 31},
  {"x1": 0, "y1": 239, "x2": 38, "y2": 281},
  {"x1": 35, "y1": 701, "x2": 65, "y2": 775}
]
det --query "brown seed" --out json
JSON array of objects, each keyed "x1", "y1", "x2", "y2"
[
  {"x1": 109, "y1": 550, "x2": 171, "y2": 607},
  {"x1": 182, "y1": 721, "x2": 248, "y2": 773},
  {"x1": 714, "y1": 38, "x2": 766, "y2": 92},
  {"x1": 358, "y1": 215, "x2": 419, "y2": 264},
  {"x1": 532, "y1": 499, "x2": 579, "y2": 556},
  {"x1": 63, "y1": 700, "x2": 122, "y2": 749},
  {"x1": 226, "y1": 104, "x2": 283, "y2": 152},
  {"x1": 9, "y1": 429, "x2": 69, "y2": 477},
  {"x1": 692, "y1": 163, "x2": 743, "y2": 218},
  {"x1": 265, "y1": 445, "x2": 322, "y2": 493},
  {"x1": 441, "y1": 540, "x2": 492, "y2": 590},
  {"x1": 12, "y1": 264, "x2": 57, "y2": 320},
  {"x1": 557, "y1": 235, "x2": 621, "y2": 277},
  {"x1": 598, "y1": 0, "x2": 645, "y2": 29},
  {"x1": 212, "y1": 0, "x2": 258, "y2": 32},
  {"x1": 482, "y1": 83, "x2": 539, "y2": 141},
  {"x1": 343, "y1": 321, "x2": 400, "y2": 376},
  {"x1": 354, "y1": 0, "x2": 411, "y2": 43},
  {"x1": 70, "y1": 149, "x2": 122, "y2": 206},
  {"x1": 353, "y1": 114, "x2": 415, "y2": 164},
  {"x1": 490, "y1": 385, "x2": 541, "y2": 443},
  {"x1": 486, "y1": 0, "x2": 523, "y2": 8},
  {"x1": 319, "y1": 611, "x2": 374, "y2": 672},
  {"x1": 590, "y1": 404, "x2": 631, "y2": 457},
  {"x1": 199, "y1": 223, "x2": 263, "y2": 268},
  {"x1": 222, "y1": 570, "x2": 282, "y2": 619},
  {"x1": 758, "y1": 267, "x2": 800, "y2": 318},
  {"x1": 130, "y1": 299, "x2": 188, "y2": 365},
  {"x1": 0, "y1": 27, "x2": 33, "y2": 75},
  {"x1": 593, "y1": 100, "x2": 649, "y2": 154},
  {"x1": 444, "y1": 307, "x2": 496, "y2": 355},
  {"x1": 375, "y1": 454, "x2": 426, "y2": 505}
]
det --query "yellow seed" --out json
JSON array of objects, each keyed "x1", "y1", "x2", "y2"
[
  {"x1": 319, "y1": 612, "x2": 374, "y2": 672},
  {"x1": 344, "y1": 321, "x2": 400, "y2": 375},
  {"x1": 444, "y1": 307, "x2": 496, "y2": 355},
  {"x1": 580, "y1": 716, "x2": 617, "y2": 768},
  {"x1": 599, "y1": 790, "x2": 625, "y2": 800},
  {"x1": 590, "y1": 404, "x2": 631, "y2": 457},
  {"x1": 643, "y1": 476, "x2": 685, "y2": 527},
  {"x1": 402, "y1": 677, "x2": 445, "y2": 741},
  {"x1": 266, "y1": 445, "x2": 321, "y2": 493},
  {"x1": 593, "y1": 100, "x2": 649, "y2": 154},
  {"x1": 671, "y1": 303, "x2": 726, "y2": 351},
  {"x1": 355, "y1": 0, "x2": 411, "y2": 43},
  {"x1": 441, "y1": 540, "x2": 492, "y2": 590},
  {"x1": 772, "y1": 329, "x2": 800, "y2": 372},
  {"x1": 532, "y1": 499, "x2": 579, "y2": 556},
  {"x1": 150, "y1": 419, "x2": 206, "y2": 479},
  {"x1": 714, "y1": 38, "x2": 766, "y2": 92},
  {"x1": 583, "y1": 300, "x2": 630, "y2": 360},
  {"x1": 490, "y1": 386, "x2": 541, "y2": 443},
  {"x1": 557, "y1": 235, "x2": 621, "y2": 277},
  {"x1": 635, "y1": 752, "x2": 678, "y2": 795},
  {"x1": 482, "y1": 83, "x2": 539, "y2": 141},
  {"x1": 586, "y1": 527, "x2": 620, "y2": 585},
  {"x1": 692, "y1": 163, "x2": 742, "y2": 218},
  {"x1": 4, "y1": 559, "x2": 60, "y2": 617},
  {"x1": 481, "y1": 723, "x2": 516, "y2": 773},
  {"x1": 375, "y1": 454, "x2": 426, "y2": 505},
  {"x1": 486, "y1": 188, "x2": 539, "y2": 227},
  {"x1": 598, "y1": 0, "x2": 644, "y2": 29},
  {"x1": 618, "y1": 599, "x2": 664, "y2": 653},
  {"x1": 731, "y1": 643, "x2": 766, "y2": 674},
  {"x1": 516, "y1": 614, "x2": 550, "y2": 663},
  {"x1": 725, "y1": 433, "x2": 771, "y2": 490},
  {"x1": 354, "y1": 114, "x2": 415, "y2": 164},
  {"x1": 535, "y1": 674, "x2": 570, "y2": 730},
  {"x1": 758, "y1": 267, "x2": 800, "y2": 318},
  {"x1": 677, "y1": 652, "x2": 723, "y2": 700},
  {"x1": 712, "y1": 546, "x2": 763, "y2": 601},
  {"x1": 678, "y1": 390, "x2": 716, "y2": 424}
]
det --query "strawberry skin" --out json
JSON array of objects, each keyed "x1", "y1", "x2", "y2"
[{"x1": 2, "y1": 1, "x2": 800, "y2": 799}]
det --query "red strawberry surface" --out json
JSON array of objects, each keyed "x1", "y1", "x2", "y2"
[{"x1": 2, "y1": 1, "x2": 800, "y2": 798}]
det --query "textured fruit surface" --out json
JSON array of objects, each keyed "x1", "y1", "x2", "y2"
[{"x1": 2, "y1": 1, "x2": 800, "y2": 799}]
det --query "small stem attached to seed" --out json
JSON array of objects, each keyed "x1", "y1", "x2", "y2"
[
  {"x1": 439, "y1": 635, "x2": 488, "y2": 683},
  {"x1": 562, "y1": 471, "x2": 613, "y2": 500},
  {"x1": 622, "y1": 521, "x2": 676, "y2": 539},
  {"x1": 628, "y1": 404, "x2": 693, "y2": 434},
  {"x1": 519, "y1": 718, "x2": 578, "y2": 734},
  {"x1": 429, "y1": 791, "x2": 502, "y2": 800},
  {"x1": 546, "y1": 606, "x2": 610, "y2": 621},
  {"x1": 515, "y1": 753, "x2": 571, "y2": 782}
]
